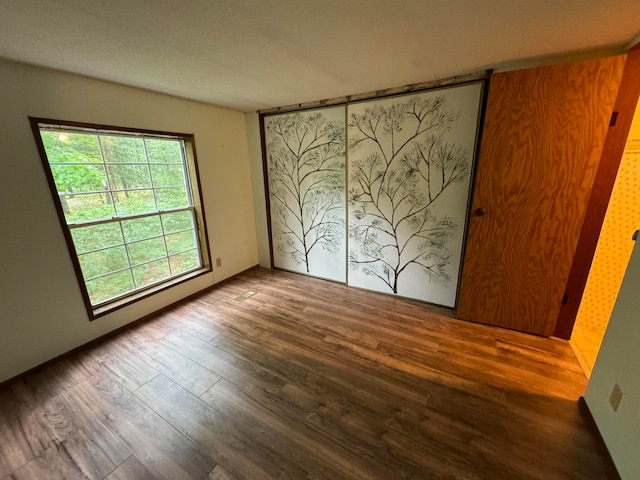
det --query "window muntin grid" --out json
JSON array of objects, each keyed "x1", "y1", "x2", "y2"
[{"x1": 39, "y1": 126, "x2": 204, "y2": 307}]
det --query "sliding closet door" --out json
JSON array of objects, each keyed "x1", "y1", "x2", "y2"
[
  {"x1": 263, "y1": 106, "x2": 346, "y2": 282},
  {"x1": 347, "y1": 82, "x2": 484, "y2": 307}
]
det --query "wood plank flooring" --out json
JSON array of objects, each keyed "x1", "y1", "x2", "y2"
[{"x1": 0, "y1": 267, "x2": 617, "y2": 479}]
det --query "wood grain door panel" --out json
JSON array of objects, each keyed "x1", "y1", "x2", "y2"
[
  {"x1": 458, "y1": 56, "x2": 626, "y2": 336},
  {"x1": 554, "y1": 49, "x2": 640, "y2": 338}
]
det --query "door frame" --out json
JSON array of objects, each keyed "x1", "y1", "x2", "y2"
[{"x1": 555, "y1": 45, "x2": 640, "y2": 339}]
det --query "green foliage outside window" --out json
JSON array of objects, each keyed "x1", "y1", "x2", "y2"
[{"x1": 39, "y1": 127, "x2": 202, "y2": 307}]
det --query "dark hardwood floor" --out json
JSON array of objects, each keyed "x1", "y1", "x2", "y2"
[{"x1": 0, "y1": 267, "x2": 616, "y2": 479}]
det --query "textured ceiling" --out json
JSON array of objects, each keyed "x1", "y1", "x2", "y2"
[{"x1": 1, "y1": 0, "x2": 640, "y2": 112}]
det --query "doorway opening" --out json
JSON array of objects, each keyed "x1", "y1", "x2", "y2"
[{"x1": 570, "y1": 96, "x2": 640, "y2": 377}]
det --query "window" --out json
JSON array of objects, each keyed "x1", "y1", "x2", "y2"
[{"x1": 31, "y1": 119, "x2": 211, "y2": 319}]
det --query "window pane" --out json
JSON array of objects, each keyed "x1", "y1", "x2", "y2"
[
  {"x1": 41, "y1": 131, "x2": 102, "y2": 164},
  {"x1": 132, "y1": 259, "x2": 171, "y2": 288},
  {"x1": 121, "y1": 216, "x2": 162, "y2": 243},
  {"x1": 150, "y1": 165, "x2": 186, "y2": 187},
  {"x1": 127, "y1": 237, "x2": 166, "y2": 266},
  {"x1": 165, "y1": 231, "x2": 196, "y2": 255},
  {"x1": 107, "y1": 165, "x2": 151, "y2": 190},
  {"x1": 169, "y1": 250, "x2": 199, "y2": 275},
  {"x1": 78, "y1": 246, "x2": 129, "y2": 279},
  {"x1": 161, "y1": 210, "x2": 194, "y2": 234},
  {"x1": 72, "y1": 223, "x2": 123, "y2": 254},
  {"x1": 50, "y1": 164, "x2": 107, "y2": 194},
  {"x1": 113, "y1": 189, "x2": 156, "y2": 216},
  {"x1": 101, "y1": 136, "x2": 146, "y2": 163},
  {"x1": 146, "y1": 139, "x2": 183, "y2": 164},
  {"x1": 64, "y1": 193, "x2": 115, "y2": 223},
  {"x1": 155, "y1": 187, "x2": 189, "y2": 210},
  {"x1": 86, "y1": 270, "x2": 135, "y2": 305},
  {"x1": 36, "y1": 122, "x2": 207, "y2": 313}
]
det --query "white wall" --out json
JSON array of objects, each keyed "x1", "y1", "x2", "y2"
[
  {"x1": 245, "y1": 112, "x2": 271, "y2": 267},
  {"x1": 0, "y1": 58, "x2": 258, "y2": 383},
  {"x1": 584, "y1": 239, "x2": 640, "y2": 479}
]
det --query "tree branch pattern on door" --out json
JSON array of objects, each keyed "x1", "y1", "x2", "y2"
[
  {"x1": 347, "y1": 84, "x2": 482, "y2": 306},
  {"x1": 265, "y1": 107, "x2": 346, "y2": 281}
]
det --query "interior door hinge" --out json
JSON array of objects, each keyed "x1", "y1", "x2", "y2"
[{"x1": 610, "y1": 111, "x2": 619, "y2": 127}]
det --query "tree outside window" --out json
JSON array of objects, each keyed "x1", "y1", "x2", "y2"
[{"x1": 32, "y1": 120, "x2": 210, "y2": 318}]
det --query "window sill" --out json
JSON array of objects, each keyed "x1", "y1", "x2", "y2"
[{"x1": 91, "y1": 267, "x2": 212, "y2": 320}]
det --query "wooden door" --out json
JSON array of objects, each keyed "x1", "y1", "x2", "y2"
[
  {"x1": 457, "y1": 56, "x2": 626, "y2": 336},
  {"x1": 554, "y1": 47, "x2": 640, "y2": 338}
]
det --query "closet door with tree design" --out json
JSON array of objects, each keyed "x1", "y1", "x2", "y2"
[
  {"x1": 264, "y1": 106, "x2": 346, "y2": 282},
  {"x1": 347, "y1": 82, "x2": 483, "y2": 307}
]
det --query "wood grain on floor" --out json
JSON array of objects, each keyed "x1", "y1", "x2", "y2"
[{"x1": 0, "y1": 267, "x2": 615, "y2": 479}]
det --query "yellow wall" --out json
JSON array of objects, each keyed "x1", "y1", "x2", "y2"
[
  {"x1": 571, "y1": 98, "x2": 640, "y2": 376},
  {"x1": 0, "y1": 58, "x2": 258, "y2": 383}
]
